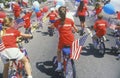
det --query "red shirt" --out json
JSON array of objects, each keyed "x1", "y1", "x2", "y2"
[
  {"x1": 22, "y1": 12, "x2": 32, "y2": 28},
  {"x1": 36, "y1": 10, "x2": 43, "y2": 18},
  {"x1": 12, "y1": 4, "x2": 21, "y2": 18},
  {"x1": 83, "y1": 0, "x2": 88, "y2": 4},
  {"x1": 54, "y1": 18, "x2": 75, "y2": 49},
  {"x1": 2, "y1": 27, "x2": 20, "y2": 48},
  {"x1": 47, "y1": 12, "x2": 58, "y2": 20},
  {"x1": 117, "y1": 11, "x2": 120, "y2": 20},
  {"x1": 94, "y1": 19, "x2": 108, "y2": 37},
  {"x1": 47, "y1": 12, "x2": 57, "y2": 20},
  {"x1": 95, "y1": 7, "x2": 102, "y2": 15},
  {"x1": 78, "y1": 6, "x2": 87, "y2": 16},
  {"x1": 0, "y1": 18, "x2": 3, "y2": 23}
]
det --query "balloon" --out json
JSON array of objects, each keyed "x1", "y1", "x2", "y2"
[
  {"x1": 23, "y1": 0, "x2": 28, "y2": 3},
  {"x1": 43, "y1": 6, "x2": 48, "y2": 13},
  {"x1": 34, "y1": 7, "x2": 40, "y2": 12},
  {"x1": 33, "y1": 1, "x2": 40, "y2": 8},
  {"x1": 0, "y1": 11, "x2": 6, "y2": 18},
  {"x1": 32, "y1": 6, "x2": 40, "y2": 12},
  {"x1": 76, "y1": 0, "x2": 80, "y2": 2},
  {"x1": 56, "y1": 0, "x2": 65, "y2": 6},
  {"x1": 103, "y1": 3, "x2": 116, "y2": 15},
  {"x1": 55, "y1": 5, "x2": 61, "y2": 10}
]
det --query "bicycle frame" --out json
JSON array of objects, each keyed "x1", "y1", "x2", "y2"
[
  {"x1": 96, "y1": 36, "x2": 106, "y2": 56},
  {"x1": 8, "y1": 39, "x2": 29, "y2": 78},
  {"x1": 62, "y1": 46, "x2": 76, "y2": 78},
  {"x1": 8, "y1": 59, "x2": 24, "y2": 78}
]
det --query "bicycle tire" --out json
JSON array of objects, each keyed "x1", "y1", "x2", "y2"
[
  {"x1": 99, "y1": 42, "x2": 105, "y2": 56},
  {"x1": 65, "y1": 59, "x2": 76, "y2": 78},
  {"x1": 8, "y1": 64, "x2": 19, "y2": 78}
]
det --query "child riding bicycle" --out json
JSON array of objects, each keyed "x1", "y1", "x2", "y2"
[
  {"x1": 0, "y1": 16, "x2": 33, "y2": 78},
  {"x1": 92, "y1": 13, "x2": 108, "y2": 49},
  {"x1": 49, "y1": 6, "x2": 78, "y2": 71}
]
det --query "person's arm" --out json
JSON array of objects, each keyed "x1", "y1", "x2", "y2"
[
  {"x1": 115, "y1": 26, "x2": 120, "y2": 29},
  {"x1": 73, "y1": 25, "x2": 79, "y2": 33},
  {"x1": 20, "y1": 33, "x2": 33, "y2": 38},
  {"x1": 48, "y1": 23, "x2": 55, "y2": 29}
]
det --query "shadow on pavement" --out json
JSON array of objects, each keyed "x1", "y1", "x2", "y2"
[
  {"x1": 36, "y1": 61, "x2": 63, "y2": 78},
  {"x1": 81, "y1": 43, "x2": 112, "y2": 58},
  {"x1": 0, "y1": 73, "x2": 3, "y2": 78},
  {"x1": 40, "y1": 32, "x2": 49, "y2": 36}
]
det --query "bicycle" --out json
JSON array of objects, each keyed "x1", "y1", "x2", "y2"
[
  {"x1": 48, "y1": 27, "x2": 54, "y2": 36},
  {"x1": 53, "y1": 46, "x2": 76, "y2": 78},
  {"x1": 7, "y1": 37, "x2": 30, "y2": 78},
  {"x1": 95, "y1": 36, "x2": 106, "y2": 56},
  {"x1": 110, "y1": 27, "x2": 120, "y2": 53}
]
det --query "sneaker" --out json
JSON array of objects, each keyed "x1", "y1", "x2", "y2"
[{"x1": 55, "y1": 66, "x2": 62, "y2": 72}]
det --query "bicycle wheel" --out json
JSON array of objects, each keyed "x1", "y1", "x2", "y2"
[
  {"x1": 65, "y1": 59, "x2": 76, "y2": 78},
  {"x1": 8, "y1": 66, "x2": 19, "y2": 78},
  {"x1": 99, "y1": 42, "x2": 105, "y2": 56}
]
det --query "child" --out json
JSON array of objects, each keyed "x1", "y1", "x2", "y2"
[
  {"x1": 46, "y1": 8, "x2": 58, "y2": 24},
  {"x1": 22, "y1": 10, "x2": 33, "y2": 43},
  {"x1": 12, "y1": 3, "x2": 22, "y2": 19},
  {"x1": 35, "y1": 9, "x2": 44, "y2": 29}
]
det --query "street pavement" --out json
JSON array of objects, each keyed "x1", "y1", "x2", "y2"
[{"x1": 0, "y1": 0, "x2": 120, "y2": 78}]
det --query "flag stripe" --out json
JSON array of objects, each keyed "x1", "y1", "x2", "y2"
[
  {"x1": 0, "y1": 42, "x2": 5, "y2": 52},
  {"x1": 71, "y1": 34, "x2": 89, "y2": 60}
]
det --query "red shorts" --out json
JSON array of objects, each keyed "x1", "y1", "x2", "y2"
[{"x1": 58, "y1": 41, "x2": 72, "y2": 51}]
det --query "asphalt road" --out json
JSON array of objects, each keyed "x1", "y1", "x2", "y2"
[{"x1": 0, "y1": 0, "x2": 120, "y2": 78}]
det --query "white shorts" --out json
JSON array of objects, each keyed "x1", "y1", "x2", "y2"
[{"x1": 0, "y1": 48, "x2": 24, "y2": 64}]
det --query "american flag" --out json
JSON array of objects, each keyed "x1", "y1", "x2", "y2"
[
  {"x1": 0, "y1": 39, "x2": 5, "y2": 52},
  {"x1": 70, "y1": 33, "x2": 89, "y2": 60},
  {"x1": 14, "y1": 18, "x2": 24, "y2": 29}
]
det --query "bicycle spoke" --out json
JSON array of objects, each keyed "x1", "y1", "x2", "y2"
[
  {"x1": 65, "y1": 59, "x2": 74, "y2": 78},
  {"x1": 99, "y1": 42, "x2": 105, "y2": 55}
]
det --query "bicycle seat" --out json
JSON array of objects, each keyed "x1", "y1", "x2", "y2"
[
  {"x1": 6, "y1": 59, "x2": 16, "y2": 62},
  {"x1": 62, "y1": 46, "x2": 71, "y2": 55}
]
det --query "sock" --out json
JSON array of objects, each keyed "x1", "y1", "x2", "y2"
[
  {"x1": 27, "y1": 76, "x2": 32, "y2": 78},
  {"x1": 58, "y1": 62, "x2": 62, "y2": 68}
]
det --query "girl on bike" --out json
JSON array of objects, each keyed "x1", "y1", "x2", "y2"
[
  {"x1": 0, "y1": 16, "x2": 33, "y2": 78},
  {"x1": 49, "y1": 6, "x2": 78, "y2": 71}
]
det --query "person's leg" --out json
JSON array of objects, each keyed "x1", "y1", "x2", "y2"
[
  {"x1": 21, "y1": 56, "x2": 32, "y2": 78},
  {"x1": 92, "y1": 34, "x2": 98, "y2": 49},
  {"x1": 55, "y1": 49, "x2": 62, "y2": 71},
  {"x1": 55, "y1": 42, "x2": 62, "y2": 71},
  {"x1": 3, "y1": 63, "x2": 9, "y2": 78}
]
